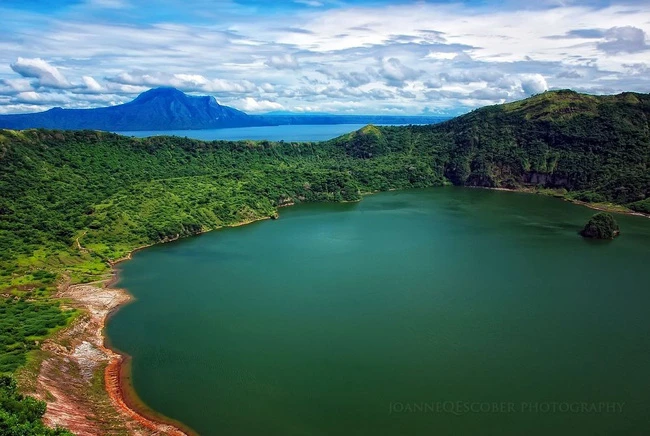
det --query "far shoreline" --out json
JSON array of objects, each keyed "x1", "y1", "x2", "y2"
[{"x1": 467, "y1": 185, "x2": 650, "y2": 219}]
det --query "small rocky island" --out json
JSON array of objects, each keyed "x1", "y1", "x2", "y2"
[{"x1": 580, "y1": 212, "x2": 620, "y2": 239}]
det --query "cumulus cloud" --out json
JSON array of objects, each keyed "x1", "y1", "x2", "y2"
[
  {"x1": 468, "y1": 88, "x2": 512, "y2": 101},
  {"x1": 556, "y1": 70, "x2": 582, "y2": 79},
  {"x1": 378, "y1": 58, "x2": 421, "y2": 87},
  {"x1": 431, "y1": 72, "x2": 548, "y2": 103},
  {"x1": 234, "y1": 97, "x2": 284, "y2": 112},
  {"x1": 265, "y1": 54, "x2": 300, "y2": 70},
  {"x1": 597, "y1": 26, "x2": 649, "y2": 54},
  {"x1": 259, "y1": 83, "x2": 275, "y2": 92},
  {"x1": 13, "y1": 91, "x2": 70, "y2": 105},
  {"x1": 623, "y1": 63, "x2": 650, "y2": 75},
  {"x1": 439, "y1": 69, "x2": 504, "y2": 85},
  {"x1": 10, "y1": 58, "x2": 72, "y2": 89},
  {"x1": 82, "y1": 76, "x2": 103, "y2": 92},
  {"x1": 104, "y1": 82, "x2": 148, "y2": 95},
  {"x1": 106, "y1": 71, "x2": 256, "y2": 94},
  {"x1": 0, "y1": 78, "x2": 33, "y2": 94},
  {"x1": 337, "y1": 72, "x2": 372, "y2": 87},
  {"x1": 1, "y1": 1, "x2": 650, "y2": 115},
  {"x1": 548, "y1": 28, "x2": 606, "y2": 39},
  {"x1": 520, "y1": 74, "x2": 548, "y2": 95},
  {"x1": 423, "y1": 79, "x2": 443, "y2": 89},
  {"x1": 365, "y1": 88, "x2": 394, "y2": 100}
]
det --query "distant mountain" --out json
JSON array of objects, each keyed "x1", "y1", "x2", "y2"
[
  {"x1": 0, "y1": 87, "x2": 450, "y2": 132},
  {"x1": 0, "y1": 87, "x2": 267, "y2": 131}
]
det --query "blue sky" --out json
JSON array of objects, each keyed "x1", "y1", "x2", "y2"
[{"x1": 0, "y1": 0, "x2": 649, "y2": 115}]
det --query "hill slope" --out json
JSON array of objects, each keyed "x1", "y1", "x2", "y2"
[
  {"x1": 438, "y1": 90, "x2": 650, "y2": 208},
  {"x1": 333, "y1": 90, "x2": 650, "y2": 208},
  {"x1": 1, "y1": 90, "x2": 649, "y2": 284},
  {"x1": 0, "y1": 87, "x2": 266, "y2": 130},
  {"x1": 0, "y1": 91, "x2": 649, "y2": 414}
]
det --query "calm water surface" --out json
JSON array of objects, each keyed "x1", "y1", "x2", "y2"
[
  {"x1": 115, "y1": 124, "x2": 383, "y2": 141},
  {"x1": 107, "y1": 188, "x2": 650, "y2": 435}
]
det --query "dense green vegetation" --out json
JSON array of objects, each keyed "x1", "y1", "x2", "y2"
[
  {"x1": 0, "y1": 89, "x2": 648, "y2": 432},
  {"x1": 580, "y1": 212, "x2": 621, "y2": 239},
  {"x1": 431, "y1": 90, "x2": 650, "y2": 205},
  {"x1": 0, "y1": 375, "x2": 72, "y2": 435},
  {"x1": 0, "y1": 298, "x2": 75, "y2": 374},
  {"x1": 0, "y1": 127, "x2": 448, "y2": 288}
]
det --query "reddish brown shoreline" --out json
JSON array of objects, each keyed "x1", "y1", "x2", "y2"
[
  {"x1": 102, "y1": 266, "x2": 196, "y2": 435},
  {"x1": 99, "y1": 217, "x2": 275, "y2": 434},
  {"x1": 31, "y1": 275, "x2": 192, "y2": 435},
  {"x1": 104, "y1": 353, "x2": 195, "y2": 436}
]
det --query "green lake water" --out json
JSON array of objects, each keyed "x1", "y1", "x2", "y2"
[{"x1": 106, "y1": 187, "x2": 650, "y2": 435}]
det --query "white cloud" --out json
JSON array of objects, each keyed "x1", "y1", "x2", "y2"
[
  {"x1": 233, "y1": 97, "x2": 284, "y2": 112},
  {"x1": 597, "y1": 26, "x2": 649, "y2": 54},
  {"x1": 425, "y1": 52, "x2": 457, "y2": 61},
  {"x1": 1, "y1": 2, "x2": 649, "y2": 115},
  {"x1": 259, "y1": 83, "x2": 275, "y2": 92},
  {"x1": 520, "y1": 74, "x2": 549, "y2": 95},
  {"x1": 378, "y1": 58, "x2": 421, "y2": 87},
  {"x1": 13, "y1": 91, "x2": 70, "y2": 105},
  {"x1": 265, "y1": 54, "x2": 300, "y2": 70},
  {"x1": 337, "y1": 71, "x2": 372, "y2": 87},
  {"x1": 82, "y1": 76, "x2": 103, "y2": 92},
  {"x1": 0, "y1": 78, "x2": 33, "y2": 93},
  {"x1": 106, "y1": 72, "x2": 256, "y2": 94},
  {"x1": 10, "y1": 58, "x2": 72, "y2": 89},
  {"x1": 0, "y1": 104, "x2": 47, "y2": 114}
]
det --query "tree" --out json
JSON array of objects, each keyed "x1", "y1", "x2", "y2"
[{"x1": 580, "y1": 212, "x2": 620, "y2": 239}]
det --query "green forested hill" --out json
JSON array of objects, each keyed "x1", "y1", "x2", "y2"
[
  {"x1": 433, "y1": 90, "x2": 650, "y2": 206},
  {"x1": 0, "y1": 90, "x2": 649, "y2": 399},
  {"x1": 0, "y1": 129, "x2": 445, "y2": 289},
  {"x1": 333, "y1": 90, "x2": 650, "y2": 205},
  {"x1": 2, "y1": 90, "x2": 649, "y2": 292}
]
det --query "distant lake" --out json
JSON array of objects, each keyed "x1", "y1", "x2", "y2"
[
  {"x1": 107, "y1": 188, "x2": 650, "y2": 435},
  {"x1": 115, "y1": 124, "x2": 405, "y2": 142}
]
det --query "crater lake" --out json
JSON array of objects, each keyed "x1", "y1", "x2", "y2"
[{"x1": 106, "y1": 187, "x2": 650, "y2": 435}]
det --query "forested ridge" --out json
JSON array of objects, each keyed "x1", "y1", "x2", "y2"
[{"x1": 0, "y1": 89, "x2": 649, "y2": 431}]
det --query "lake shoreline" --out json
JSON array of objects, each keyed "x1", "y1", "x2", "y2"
[
  {"x1": 98, "y1": 186, "x2": 648, "y2": 434},
  {"x1": 33, "y1": 278, "x2": 190, "y2": 435},
  {"x1": 32, "y1": 216, "x2": 274, "y2": 435},
  {"x1": 36, "y1": 186, "x2": 647, "y2": 434},
  {"x1": 469, "y1": 186, "x2": 650, "y2": 219},
  {"x1": 101, "y1": 186, "x2": 650, "y2": 435},
  {"x1": 102, "y1": 216, "x2": 275, "y2": 435}
]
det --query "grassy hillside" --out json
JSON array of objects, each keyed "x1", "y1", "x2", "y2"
[{"x1": 0, "y1": 90, "x2": 649, "y2": 431}]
